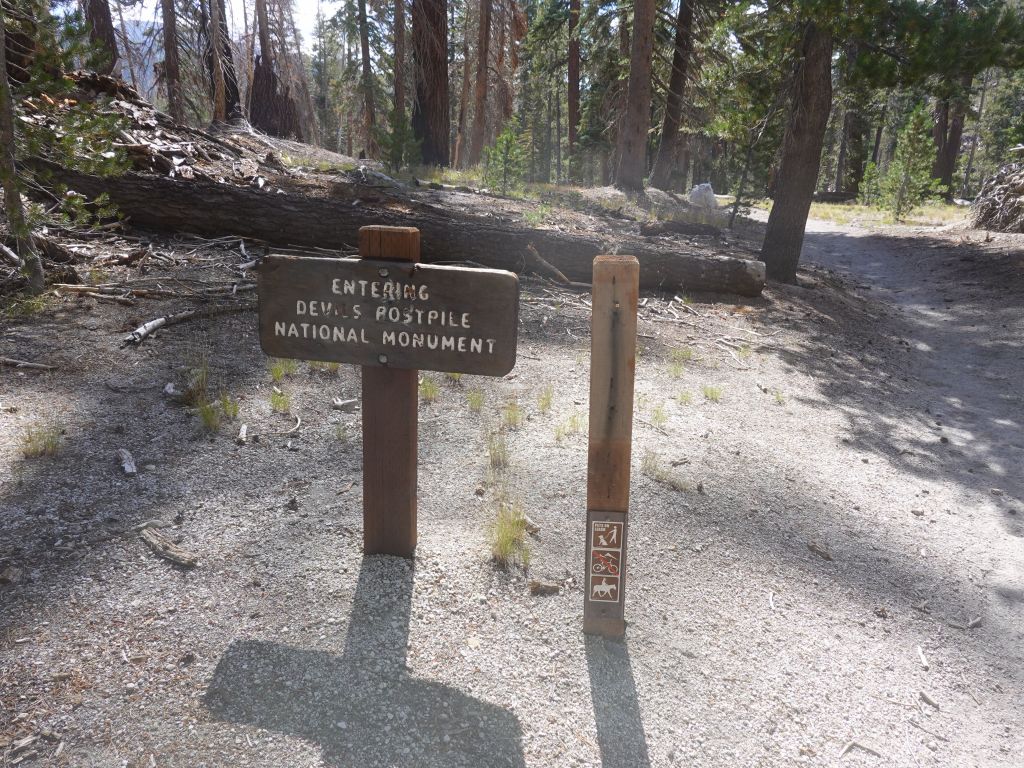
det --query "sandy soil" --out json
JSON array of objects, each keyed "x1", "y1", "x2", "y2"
[{"x1": 1, "y1": 215, "x2": 1022, "y2": 767}]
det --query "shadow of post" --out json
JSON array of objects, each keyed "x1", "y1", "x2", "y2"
[
  {"x1": 585, "y1": 635, "x2": 652, "y2": 768},
  {"x1": 204, "y1": 555, "x2": 525, "y2": 767}
]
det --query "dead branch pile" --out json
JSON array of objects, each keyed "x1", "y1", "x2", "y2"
[{"x1": 972, "y1": 163, "x2": 1024, "y2": 233}]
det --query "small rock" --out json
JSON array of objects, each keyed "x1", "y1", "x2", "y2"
[
  {"x1": 287, "y1": 497, "x2": 299, "y2": 511},
  {"x1": 0, "y1": 566, "x2": 22, "y2": 585},
  {"x1": 911, "y1": 509, "x2": 925, "y2": 517},
  {"x1": 991, "y1": 488, "x2": 1004, "y2": 497},
  {"x1": 807, "y1": 541, "x2": 833, "y2": 561},
  {"x1": 873, "y1": 606, "x2": 890, "y2": 619}
]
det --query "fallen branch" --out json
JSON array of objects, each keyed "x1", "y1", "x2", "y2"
[
  {"x1": 0, "y1": 242, "x2": 21, "y2": 267},
  {"x1": 0, "y1": 356, "x2": 56, "y2": 371},
  {"x1": 124, "y1": 301, "x2": 255, "y2": 345},
  {"x1": 140, "y1": 527, "x2": 197, "y2": 568},
  {"x1": 838, "y1": 740, "x2": 883, "y2": 759}
]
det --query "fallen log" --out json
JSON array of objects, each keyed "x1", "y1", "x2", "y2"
[{"x1": 42, "y1": 168, "x2": 766, "y2": 296}]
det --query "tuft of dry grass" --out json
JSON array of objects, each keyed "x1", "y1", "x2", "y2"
[
  {"x1": 466, "y1": 389, "x2": 485, "y2": 413},
  {"x1": 419, "y1": 376, "x2": 440, "y2": 403},
  {"x1": 198, "y1": 401, "x2": 221, "y2": 433},
  {"x1": 270, "y1": 388, "x2": 290, "y2": 413},
  {"x1": 502, "y1": 399, "x2": 523, "y2": 429},
  {"x1": 488, "y1": 431, "x2": 510, "y2": 470},
  {"x1": 308, "y1": 360, "x2": 340, "y2": 375},
  {"x1": 641, "y1": 450, "x2": 691, "y2": 492},
  {"x1": 219, "y1": 392, "x2": 240, "y2": 420},
  {"x1": 270, "y1": 358, "x2": 298, "y2": 382},
  {"x1": 490, "y1": 499, "x2": 531, "y2": 569},
  {"x1": 651, "y1": 403, "x2": 668, "y2": 429},
  {"x1": 21, "y1": 421, "x2": 62, "y2": 457},
  {"x1": 537, "y1": 384, "x2": 554, "y2": 414},
  {"x1": 702, "y1": 385, "x2": 723, "y2": 403}
]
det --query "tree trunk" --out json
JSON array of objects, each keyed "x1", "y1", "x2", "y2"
[
  {"x1": 209, "y1": 0, "x2": 228, "y2": 121},
  {"x1": 932, "y1": 73, "x2": 973, "y2": 193},
  {"x1": 46, "y1": 166, "x2": 766, "y2": 295},
  {"x1": 394, "y1": 0, "x2": 407, "y2": 126},
  {"x1": 113, "y1": 0, "x2": 139, "y2": 91},
  {"x1": 467, "y1": 0, "x2": 491, "y2": 166},
  {"x1": 453, "y1": 9, "x2": 471, "y2": 168},
  {"x1": 85, "y1": 0, "x2": 119, "y2": 76},
  {"x1": 960, "y1": 69, "x2": 989, "y2": 198},
  {"x1": 411, "y1": 0, "x2": 449, "y2": 166},
  {"x1": 761, "y1": 21, "x2": 833, "y2": 283},
  {"x1": 614, "y1": 0, "x2": 655, "y2": 191},
  {"x1": 160, "y1": 0, "x2": 184, "y2": 123},
  {"x1": 567, "y1": 0, "x2": 579, "y2": 153},
  {"x1": 358, "y1": 0, "x2": 377, "y2": 156},
  {"x1": 0, "y1": 6, "x2": 43, "y2": 293},
  {"x1": 648, "y1": 0, "x2": 694, "y2": 191}
]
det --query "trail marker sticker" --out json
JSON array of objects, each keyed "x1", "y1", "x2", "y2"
[{"x1": 589, "y1": 520, "x2": 624, "y2": 603}]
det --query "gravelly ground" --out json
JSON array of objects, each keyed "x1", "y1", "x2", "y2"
[{"x1": 1, "y1": 219, "x2": 1022, "y2": 767}]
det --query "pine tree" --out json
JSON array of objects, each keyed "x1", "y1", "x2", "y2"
[{"x1": 882, "y1": 103, "x2": 940, "y2": 220}]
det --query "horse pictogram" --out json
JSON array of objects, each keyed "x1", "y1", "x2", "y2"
[{"x1": 591, "y1": 578, "x2": 617, "y2": 600}]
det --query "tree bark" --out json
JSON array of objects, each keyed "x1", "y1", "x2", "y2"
[
  {"x1": 932, "y1": 73, "x2": 973, "y2": 193},
  {"x1": 614, "y1": 0, "x2": 655, "y2": 191},
  {"x1": 567, "y1": 0, "x2": 579, "y2": 153},
  {"x1": 394, "y1": 0, "x2": 407, "y2": 125},
  {"x1": 358, "y1": 0, "x2": 377, "y2": 156},
  {"x1": 453, "y1": 9, "x2": 472, "y2": 168},
  {"x1": 411, "y1": 0, "x2": 449, "y2": 166},
  {"x1": 85, "y1": 0, "x2": 119, "y2": 76},
  {"x1": 45, "y1": 167, "x2": 765, "y2": 296},
  {"x1": 0, "y1": 6, "x2": 43, "y2": 293},
  {"x1": 160, "y1": 0, "x2": 184, "y2": 123},
  {"x1": 467, "y1": 0, "x2": 491, "y2": 166},
  {"x1": 649, "y1": 0, "x2": 694, "y2": 191},
  {"x1": 761, "y1": 21, "x2": 833, "y2": 283}
]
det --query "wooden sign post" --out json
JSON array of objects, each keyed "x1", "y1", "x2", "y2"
[
  {"x1": 583, "y1": 255, "x2": 639, "y2": 638},
  {"x1": 257, "y1": 225, "x2": 519, "y2": 558}
]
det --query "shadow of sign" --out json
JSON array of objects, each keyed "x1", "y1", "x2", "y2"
[
  {"x1": 585, "y1": 635, "x2": 652, "y2": 768},
  {"x1": 204, "y1": 557, "x2": 525, "y2": 768}
]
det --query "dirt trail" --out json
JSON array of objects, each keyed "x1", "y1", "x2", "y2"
[{"x1": 1, "y1": 215, "x2": 1023, "y2": 767}]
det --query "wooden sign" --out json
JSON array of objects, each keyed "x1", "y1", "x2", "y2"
[
  {"x1": 255, "y1": 226, "x2": 520, "y2": 559},
  {"x1": 584, "y1": 254, "x2": 639, "y2": 638},
  {"x1": 258, "y1": 255, "x2": 519, "y2": 376}
]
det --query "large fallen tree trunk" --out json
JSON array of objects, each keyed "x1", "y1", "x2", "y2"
[{"x1": 44, "y1": 168, "x2": 766, "y2": 296}]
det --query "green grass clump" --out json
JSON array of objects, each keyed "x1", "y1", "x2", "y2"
[
  {"x1": 335, "y1": 423, "x2": 351, "y2": 442},
  {"x1": 219, "y1": 392, "x2": 240, "y2": 420},
  {"x1": 269, "y1": 358, "x2": 298, "y2": 382},
  {"x1": 270, "y1": 388, "x2": 290, "y2": 413},
  {"x1": 21, "y1": 421, "x2": 61, "y2": 458},
  {"x1": 419, "y1": 377, "x2": 440, "y2": 403},
  {"x1": 488, "y1": 431, "x2": 510, "y2": 470},
  {"x1": 308, "y1": 360, "x2": 340, "y2": 375},
  {"x1": 490, "y1": 501, "x2": 531, "y2": 569},
  {"x1": 502, "y1": 399, "x2": 523, "y2": 429},
  {"x1": 738, "y1": 345, "x2": 753, "y2": 360},
  {"x1": 523, "y1": 203, "x2": 552, "y2": 227},
  {"x1": 3, "y1": 294, "x2": 48, "y2": 318},
  {"x1": 198, "y1": 400, "x2": 222, "y2": 433},
  {"x1": 537, "y1": 384, "x2": 554, "y2": 415},
  {"x1": 773, "y1": 389, "x2": 786, "y2": 405},
  {"x1": 676, "y1": 390, "x2": 693, "y2": 406},
  {"x1": 668, "y1": 361, "x2": 685, "y2": 379},
  {"x1": 466, "y1": 389, "x2": 485, "y2": 413},
  {"x1": 446, "y1": 371, "x2": 463, "y2": 384},
  {"x1": 650, "y1": 403, "x2": 668, "y2": 429},
  {"x1": 702, "y1": 385, "x2": 723, "y2": 403}
]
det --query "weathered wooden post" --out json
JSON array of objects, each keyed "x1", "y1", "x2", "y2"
[
  {"x1": 584, "y1": 255, "x2": 639, "y2": 638},
  {"x1": 359, "y1": 226, "x2": 420, "y2": 556}
]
